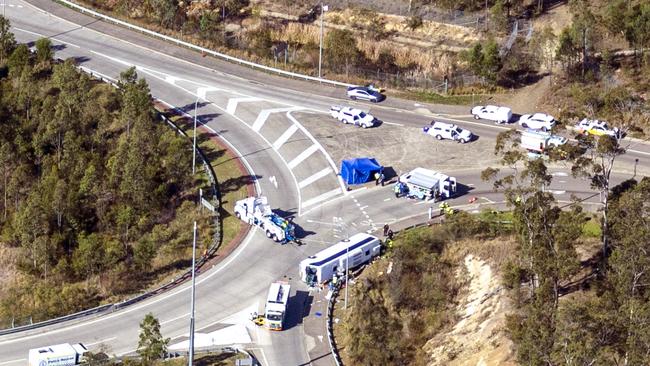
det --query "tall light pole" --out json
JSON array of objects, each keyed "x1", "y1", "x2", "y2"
[
  {"x1": 192, "y1": 97, "x2": 199, "y2": 175},
  {"x1": 318, "y1": 3, "x2": 328, "y2": 79},
  {"x1": 188, "y1": 221, "x2": 197, "y2": 366}
]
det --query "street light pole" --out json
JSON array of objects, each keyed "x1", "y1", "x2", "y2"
[
  {"x1": 188, "y1": 221, "x2": 197, "y2": 366},
  {"x1": 318, "y1": 3, "x2": 326, "y2": 79},
  {"x1": 344, "y1": 241, "x2": 349, "y2": 309},
  {"x1": 192, "y1": 97, "x2": 198, "y2": 175}
]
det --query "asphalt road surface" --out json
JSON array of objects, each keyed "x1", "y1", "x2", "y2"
[{"x1": 0, "y1": 1, "x2": 648, "y2": 365}]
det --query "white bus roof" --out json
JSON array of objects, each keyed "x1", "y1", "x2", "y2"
[
  {"x1": 301, "y1": 233, "x2": 377, "y2": 268},
  {"x1": 266, "y1": 282, "x2": 290, "y2": 306}
]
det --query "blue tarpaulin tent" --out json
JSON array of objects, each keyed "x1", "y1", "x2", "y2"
[{"x1": 340, "y1": 158, "x2": 383, "y2": 185}]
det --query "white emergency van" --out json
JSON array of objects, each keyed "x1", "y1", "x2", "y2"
[
  {"x1": 299, "y1": 233, "x2": 381, "y2": 285},
  {"x1": 29, "y1": 343, "x2": 87, "y2": 366},
  {"x1": 398, "y1": 167, "x2": 457, "y2": 200}
]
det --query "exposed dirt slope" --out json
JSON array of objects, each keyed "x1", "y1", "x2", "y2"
[{"x1": 424, "y1": 255, "x2": 515, "y2": 366}]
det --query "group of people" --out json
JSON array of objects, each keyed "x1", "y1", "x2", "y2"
[{"x1": 374, "y1": 170, "x2": 386, "y2": 186}]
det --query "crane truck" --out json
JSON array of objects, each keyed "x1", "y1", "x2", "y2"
[{"x1": 234, "y1": 196, "x2": 297, "y2": 243}]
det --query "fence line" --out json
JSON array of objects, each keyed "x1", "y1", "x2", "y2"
[
  {"x1": 0, "y1": 63, "x2": 223, "y2": 335},
  {"x1": 326, "y1": 283, "x2": 344, "y2": 366},
  {"x1": 56, "y1": 0, "x2": 353, "y2": 88}
]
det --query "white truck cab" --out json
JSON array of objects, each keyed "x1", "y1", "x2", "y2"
[
  {"x1": 329, "y1": 105, "x2": 376, "y2": 128},
  {"x1": 29, "y1": 343, "x2": 87, "y2": 366}
]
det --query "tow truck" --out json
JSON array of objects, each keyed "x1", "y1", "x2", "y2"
[{"x1": 234, "y1": 196, "x2": 297, "y2": 243}]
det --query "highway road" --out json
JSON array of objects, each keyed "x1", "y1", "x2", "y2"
[{"x1": 0, "y1": 1, "x2": 648, "y2": 365}]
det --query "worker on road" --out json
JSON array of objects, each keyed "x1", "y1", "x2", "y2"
[
  {"x1": 439, "y1": 202, "x2": 449, "y2": 216},
  {"x1": 374, "y1": 172, "x2": 381, "y2": 185}
]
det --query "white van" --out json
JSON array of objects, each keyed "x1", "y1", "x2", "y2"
[
  {"x1": 423, "y1": 121, "x2": 473, "y2": 143},
  {"x1": 471, "y1": 105, "x2": 512, "y2": 124}
]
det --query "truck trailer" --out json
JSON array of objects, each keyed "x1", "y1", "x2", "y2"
[
  {"x1": 29, "y1": 343, "x2": 87, "y2": 366},
  {"x1": 520, "y1": 130, "x2": 568, "y2": 154},
  {"x1": 234, "y1": 196, "x2": 296, "y2": 243}
]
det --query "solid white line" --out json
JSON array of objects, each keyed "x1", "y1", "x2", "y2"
[
  {"x1": 160, "y1": 312, "x2": 190, "y2": 325},
  {"x1": 226, "y1": 97, "x2": 261, "y2": 115},
  {"x1": 12, "y1": 27, "x2": 81, "y2": 48},
  {"x1": 287, "y1": 144, "x2": 320, "y2": 169},
  {"x1": 383, "y1": 198, "x2": 391, "y2": 201},
  {"x1": 272, "y1": 124, "x2": 299, "y2": 150},
  {"x1": 86, "y1": 337, "x2": 117, "y2": 347},
  {"x1": 252, "y1": 107, "x2": 300, "y2": 132},
  {"x1": 302, "y1": 188, "x2": 343, "y2": 208},
  {"x1": 359, "y1": 205, "x2": 368, "y2": 210},
  {"x1": 382, "y1": 121, "x2": 404, "y2": 126},
  {"x1": 298, "y1": 167, "x2": 333, "y2": 189},
  {"x1": 0, "y1": 359, "x2": 26, "y2": 365}
]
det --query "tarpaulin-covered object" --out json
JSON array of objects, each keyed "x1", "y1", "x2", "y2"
[{"x1": 340, "y1": 158, "x2": 382, "y2": 185}]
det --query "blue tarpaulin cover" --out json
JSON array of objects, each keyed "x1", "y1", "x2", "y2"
[{"x1": 340, "y1": 158, "x2": 382, "y2": 185}]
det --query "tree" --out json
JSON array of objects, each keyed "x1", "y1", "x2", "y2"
[
  {"x1": 325, "y1": 29, "x2": 360, "y2": 77},
  {"x1": 7, "y1": 44, "x2": 30, "y2": 78},
  {"x1": 531, "y1": 26, "x2": 557, "y2": 81},
  {"x1": 464, "y1": 40, "x2": 502, "y2": 84},
  {"x1": 137, "y1": 313, "x2": 169, "y2": 364},
  {"x1": 150, "y1": 0, "x2": 177, "y2": 28},
  {"x1": 0, "y1": 16, "x2": 15, "y2": 63},
  {"x1": 72, "y1": 233, "x2": 105, "y2": 280},
  {"x1": 34, "y1": 38, "x2": 53, "y2": 66}
]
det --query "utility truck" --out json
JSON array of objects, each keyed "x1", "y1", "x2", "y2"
[
  {"x1": 264, "y1": 281, "x2": 291, "y2": 330},
  {"x1": 29, "y1": 343, "x2": 87, "y2": 366},
  {"x1": 234, "y1": 196, "x2": 296, "y2": 243},
  {"x1": 395, "y1": 167, "x2": 457, "y2": 201},
  {"x1": 520, "y1": 130, "x2": 567, "y2": 154}
]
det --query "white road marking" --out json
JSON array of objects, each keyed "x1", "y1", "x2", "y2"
[
  {"x1": 287, "y1": 144, "x2": 320, "y2": 169},
  {"x1": 165, "y1": 75, "x2": 179, "y2": 84},
  {"x1": 226, "y1": 96, "x2": 262, "y2": 115},
  {"x1": 12, "y1": 27, "x2": 81, "y2": 48},
  {"x1": 383, "y1": 198, "x2": 391, "y2": 201},
  {"x1": 272, "y1": 124, "x2": 299, "y2": 150},
  {"x1": 382, "y1": 121, "x2": 404, "y2": 126},
  {"x1": 480, "y1": 196, "x2": 495, "y2": 204},
  {"x1": 252, "y1": 107, "x2": 301, "y2": 132},
  {"x1": 302, "y1": 188, "x2": 343, "y2": 208},
  {"x1": 197, "y1": 86, "x2": 220, "y2": 99},
  {"x1": 269, "y1": 175, "x2": 278, "y2": 188},
  {"x1": 86, "y1": 337, "x2": 117, "y2": 347},
  {"x1": 550, "y1": 190, "x2": 567, "y2": 195},
  {"x1": 552, "y1": 172, "x2": 569, "y2": 177},
  {"x1": 359, "y1": 205, "x2": 368, "y2": 210},
  {"x1": 298, "y1": 167, "x2": 333, "y2": 188},
  {"x1": 160, "y1": 312, "x2": 190, "y2": 325}
]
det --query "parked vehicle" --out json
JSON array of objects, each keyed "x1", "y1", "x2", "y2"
[
  {"x1": 329, "y1": 105, "x2": 377, "y2": 128},
  {"x1": 518, "y1": 113, "x2": 556, "y2": 131},
  {"x1": 520, "y1": 130, "x2": 567, "y2": 153},
  {"x1": 346, "y1": 86, "x2": 385, "y2": 103},
  {"x1": 264, "y1": 281, "x2": 291, "y2": 331},
  {"x1": 397, "y1": 167, "x2": 457, "y2": 201},
  {"x1": 299, "y1": 233, "x2": 381, "y2": 285},
  {"x1": 234, "y1": 196, "x2": 296, "y2": 243},
  {"x1": 471, "y1": 105, "x2": 512, "y2": 124},
  {"x1": 29, "y1": 343, "x2": 87, "y2": 366},
  {"x1": 576, "y1": 118, "x2": 621, "y2": 138},
  {"x1": 423, "y1": 121, "x2": 473, "y2": 143}
]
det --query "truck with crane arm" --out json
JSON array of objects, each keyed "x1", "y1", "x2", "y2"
[{"x1": 234, "y1": 196, "x2": 297, "y2": 243}]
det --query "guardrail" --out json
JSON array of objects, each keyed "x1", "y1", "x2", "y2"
[
  {"x1": 326, "y1": 282, "x2": 344, "y2": 366},
  {"x1": 0, "y1": 63, "x2": 223, "y2": 335},
  {"x1": 56, "y1": 0, "x2": 354, "y2": 88}
]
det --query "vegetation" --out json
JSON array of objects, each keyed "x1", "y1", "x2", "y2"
[
  {"x1": 137, "y1": 313, "x2": 169, "y2": 365},
  {"x1": 341, "y1": 212, "x2": 512, "y2": 365},
  {"x1": 0, "y1": 25, "x2": 211, "y2": 325}
]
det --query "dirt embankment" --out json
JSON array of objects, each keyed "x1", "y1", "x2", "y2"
[{"x1": 424, "y1": 254, "x2": 515, "y2": 366}]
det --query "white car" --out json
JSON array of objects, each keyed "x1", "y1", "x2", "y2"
[
  {"x1": 329, "y1": 105, "x2": 377, "y2": 128},
  {"x1": 346, "y1": 86, "x2": 385, "y2": 103},
  {"x1": 576, "y1": 118, "x2": 621, "y2": 138},
  {"x1": 518, "y1": 113, "x2": 556, "y2": 131},
  {"x1": 471, "y1": 105, "x2": 512, "y2": 124},
  {"x1": 423, "y1": 121, "x2": 473, "y2": 143}
]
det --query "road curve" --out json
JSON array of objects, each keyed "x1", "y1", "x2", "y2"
[{"x1": 0, "y1": 1, "x2": 648, "y2": 366}]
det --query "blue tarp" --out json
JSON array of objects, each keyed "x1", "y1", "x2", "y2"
[{"x1": 340, "y1": 158, "x2": 382, "y2": 185}]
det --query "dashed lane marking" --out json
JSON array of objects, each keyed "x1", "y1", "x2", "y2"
[
  {"x1": 298, "y1": 167, "x2": 333, "y2": 189},
  {"x1": 287, "y1": 144, "x2": 320, "y2": 169}
]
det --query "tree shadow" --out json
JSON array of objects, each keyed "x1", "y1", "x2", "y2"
[
  {"x1": 220, "y1": 174, "x2": 262, "y2": 195},
  {"x1": 176, "y1": 101, "x2": 211, "y2": 115},
  {"x1": 71, "y1": 56, "x2": 91, "y2": 64}
]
